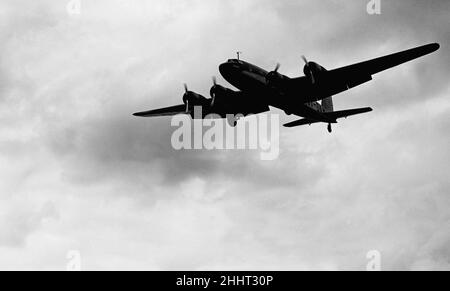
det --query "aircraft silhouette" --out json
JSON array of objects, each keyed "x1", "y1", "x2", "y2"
[{"x1": 134, "y1": 43, "x2": 439, "y2": 133}]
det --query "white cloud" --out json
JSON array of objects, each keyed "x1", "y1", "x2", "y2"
[{"x1": 0, "y1": 0, "x2": 448, "y2": 270}]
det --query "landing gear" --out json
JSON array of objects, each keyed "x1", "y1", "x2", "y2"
[{"x1": 327, "y1": 123, "x2": 332, "y2": 133}]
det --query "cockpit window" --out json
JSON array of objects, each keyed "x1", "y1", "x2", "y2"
[{"x1": 227, "y1": 59, "x2": 243, "y2": 65}]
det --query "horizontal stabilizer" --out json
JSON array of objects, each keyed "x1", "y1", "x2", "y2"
[
  {"x1": 283, "y1": 107, "x2": 372, "y2": 128},
  {"x1": 283, "y1": 118, "x2": 319, "y2": 128},
  {"x1": 326, "y1": 107, "x2": 373, "y2": 119}
]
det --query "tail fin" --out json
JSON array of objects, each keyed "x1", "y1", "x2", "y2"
[{"x1": 322, "y1": 96, "x2": 333, "y2": 112}]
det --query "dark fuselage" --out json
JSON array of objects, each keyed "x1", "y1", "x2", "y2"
[{"x1": 219, "y1": 59, "x2": 324, "y2": 114}]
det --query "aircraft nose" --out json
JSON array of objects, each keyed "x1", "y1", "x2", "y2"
[
  {"x1": 219, "y1": 62, "x2": 238, "y2": 78},
  {"x1": 219, "y1": 62, "x2": 229, "y2": 75}
]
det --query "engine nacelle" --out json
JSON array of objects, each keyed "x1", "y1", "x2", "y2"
[
  {"x1": 209, "y1": 84, "x2": 237, "y2": 109},
  {"x1": 182, "y1": 91, "x2": 209, "y2": 107},
  {"x1": 266, "y1": 71, "x2": 290, "y2": 88},
  {"x1": 303, "y1": 61, "x2": 326, "y2": 84},
  {"x1": 210, "y1": 84, "x2": 235, "y2": 98}
]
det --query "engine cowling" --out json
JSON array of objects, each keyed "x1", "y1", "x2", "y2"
[
  {"x1": 266, "y1": 70, "x2": 290, "y2": 89},
  {"x1": 182, "y1": 91, "x2": 209, "y2": 107},
  {"x1": 303, "y1": 61, "x2": 326, "y2": 84},
  {"x1": 210, "y1": 84, "x2": 236, "y2": 107},
  {"x1": 210, "y1": 84, "x2": 233, "y2": 98}
]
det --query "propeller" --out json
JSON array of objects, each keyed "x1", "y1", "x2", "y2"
[
  {"x1": 211, "y1": 76, "x2": 217, "y2": 106},
  {"x1": 266, "y1": 63, "x2": 281, "y2": 86},
  {"x1": 274, "y1": 63, "x2": 280, "y2": 73},
  {"x1": 302, "y1": 55, "x2": 315, "y2": 84},
  {"x1": 183, "y1": 83, "x2": 189, "y2": 113},
  {"x1": 301, "y1": 55, "x2": 308, "y2": 65}
]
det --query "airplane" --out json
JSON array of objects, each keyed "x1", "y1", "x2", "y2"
[{"x1": 133, "y1": 43, "x2": 440, "y2": 133}]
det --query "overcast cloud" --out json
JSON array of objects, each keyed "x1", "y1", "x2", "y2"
[{"x1": 0, "y1": 0, "x2": 449, "y2": 270}]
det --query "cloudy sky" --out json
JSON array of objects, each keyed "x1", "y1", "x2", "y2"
[{"x1": 0, "y1": 0, "x2": 449, "y2": 270}]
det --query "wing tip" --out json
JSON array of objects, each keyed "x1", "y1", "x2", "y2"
[
  {"x1": 428, "y1": 42, "x2": 440, "y2": 52},
  {"x1": 133, "y1": 111, "x2": 149, "y2": 117},
  {"x1": 283, "y1": 119, "x2": 314, "y2": 128}
]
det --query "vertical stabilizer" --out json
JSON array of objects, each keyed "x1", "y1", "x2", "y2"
[{"x1": 322, "y1": 96, "x2": 334, "y2": 112}]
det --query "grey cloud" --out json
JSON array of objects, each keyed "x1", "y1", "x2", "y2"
[
  {"x1": 0, "y1": 0, "x2": 449, "y2": 270},
  {"x1": 0, "y1": 201, "x2": 58, "y2": 247},
  {"x1": 268, "y1": 0, "x2": 449, "y2": 110}
]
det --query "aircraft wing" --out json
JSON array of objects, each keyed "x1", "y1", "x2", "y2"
[
  {"x1": 330, "y1": 43, "x2": 439, "y2": 77},
  {"x1": 284, "y1": 107, "x2": 372, "y2": 127},
  {"x1": 291, "y1": 43, "x2": 440, "y2": 100},
  {"x1": 133, "y1": 104, "x2": 187, "y2": 117}
]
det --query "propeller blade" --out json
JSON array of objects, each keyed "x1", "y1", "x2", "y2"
[
  {"x1": 211, "y1": 76, "x2": 217, "y2": 106},
  {"x1": 184, "y1": 83, "x2": 188, "y2": 93},
  {"x1": 301, "y1": 55, "x2": 308, "y2": 65},
  {"x1": 185, "y1": 100, "x2": 189, "y2": 113},
  {"x1": 274, "y1": 63, "x2": 280, "y2": 72},
  {"x1": 302, "y1": 55, "x2": 315, "y2": 84}
]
